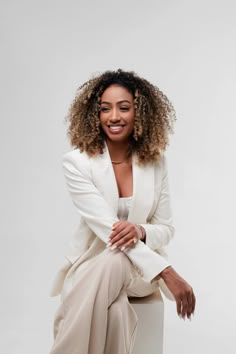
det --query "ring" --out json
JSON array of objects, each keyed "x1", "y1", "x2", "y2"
[{"x1": 132, "y1": 237, "x2": 138, "y2": 244}]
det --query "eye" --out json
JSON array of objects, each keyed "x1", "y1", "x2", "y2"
[
  {"x1": 100, "y1": 106, "x2": 110, "y2": 112},
  {"x1": 120, "y1": 106, "x2": 130, "y2": 111}
]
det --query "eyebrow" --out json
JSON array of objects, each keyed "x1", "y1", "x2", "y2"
[{"x1": 100, "y1": 100, "x2": 131, "y2": 105}]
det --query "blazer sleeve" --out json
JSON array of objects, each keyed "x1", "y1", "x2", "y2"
[
  {"x1": 62, "y1": 152, "x2": 170, "y2": 282},
  {"x1": 139, "y1": 154, "x2": 175, "y2": 251}
]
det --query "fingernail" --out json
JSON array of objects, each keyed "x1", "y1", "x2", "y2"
[
  {"x1": 106, "y1": 242, "x2": 112, "y2": 248},
  {"x1": 188, "y1": 316, "x2": 192, "y2": 322},
  {"x1": 178, "y1": 314, "x2": 182, "y2": 319},
  {"x1": 120, "y1": 246, "x2": 126, "y2": 251},
  {"x1": 112, "y1": 226, "x2": 115, "y2": 230},
  {"x1": 110, "y1": 245, "x2": 117, "y2": 250}
]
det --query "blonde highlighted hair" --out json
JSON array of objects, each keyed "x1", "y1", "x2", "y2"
[{"x1": 65, "y1": 69, "x2": 176, "y2": 164}]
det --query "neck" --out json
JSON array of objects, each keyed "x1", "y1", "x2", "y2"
[{"x1": 105, "y1": 139, "x2": 130, "y2": 162}]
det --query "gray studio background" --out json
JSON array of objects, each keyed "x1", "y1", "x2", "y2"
[{"x1": 1, "y1": 1, "x2": 235, "y2": 353}]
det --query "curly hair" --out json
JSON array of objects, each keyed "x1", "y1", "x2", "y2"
[{"x1": 65, "y1": 69, "x2": 176, "y2": 164}]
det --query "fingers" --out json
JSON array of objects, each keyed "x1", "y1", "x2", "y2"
[
  {"x1": 191, "y1": 290, "x2": 196, "y2": 316},
  {"x1": 110, "y1": 227, "x2": 131, "y2": 245},
  {"x1": 176, "y1": 297, "x2": 182, "y2": 318},
  {"x1": 160, "y1": 268, "x2": 196, "y2": 321},
  {"x1": 109, "y1": 232, "x2": 134, "y2": 249},
  {"x1": 108, "y1": 222, "x2": 138, "y2": 249},
  {"x1": 181, "y1": 296, "x2": 189, "y2": 319},
  {"x1": 120, "y1": 237, "x2": 138, "y2": 250},
  {"x1": 176, "y1": 288, "x2": 196, "y2": 321},
  {"x1": 186, "y1": 288, "x2": 196, "y2": 319}
]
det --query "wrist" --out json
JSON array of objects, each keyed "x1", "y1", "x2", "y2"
[
  {"x1": 135, "y1": 224, "x2": 146, "y2": 241},
  {"x1": 159, "y1": 266, "x2": 173, "y2": 279}
]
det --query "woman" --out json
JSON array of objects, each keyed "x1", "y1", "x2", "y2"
[{"x1": 49, "y1": 69, "x2": 196, "y2": 354}]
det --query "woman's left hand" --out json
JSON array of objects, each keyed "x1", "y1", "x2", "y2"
[{"x1": 108, "y1": 221, "x2": 142, "y2": 250}]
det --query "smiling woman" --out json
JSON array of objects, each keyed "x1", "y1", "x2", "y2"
[
  {"x1": 65, "y1": 68, "x2": 176, "y2": 163},
  {"x1": 99, "y1": 84, "x2": 135, "y2": 199},
  {"x1": 49, "y1": 69, "x2": 196, "y2": 354},
  {"x1": 99, "y1": 85, "x2": 135, "y2": 144}
]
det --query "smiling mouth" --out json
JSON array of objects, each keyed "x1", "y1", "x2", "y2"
[
  {"x1": 107, "y1": 125, "x2": 125, "y2": 133},
  {"x1": 108, "y1": 125, "x2": 125, "y2": 129},
  {"x1": 107, "y1": 125, "x2": 125, "y2": 128}
]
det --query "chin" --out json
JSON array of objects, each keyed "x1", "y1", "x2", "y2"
[{"x1": 107, "y1": 135, "x2": 131, "y2": 143}]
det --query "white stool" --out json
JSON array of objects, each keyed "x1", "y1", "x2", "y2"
[{"x1": 129, "y1": 290, "x2": 164, "y2": 354}]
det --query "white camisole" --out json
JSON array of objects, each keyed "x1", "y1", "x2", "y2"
[{"x1": 117, "y1": 196, "x2": 133, "y2": 220}]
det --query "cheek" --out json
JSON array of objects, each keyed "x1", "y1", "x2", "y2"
[
  {"x1": 99, "y1": 114, "x2": 105, "y2": 126},
  {"x1": 128, "y1": 114, "x2": 135, "y2": 128}
]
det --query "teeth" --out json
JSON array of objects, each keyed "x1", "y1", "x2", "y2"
[{"x1": 110, "y1": 126, "x2": 123, "y2": 130}]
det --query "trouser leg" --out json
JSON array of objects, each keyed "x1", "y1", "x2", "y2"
[
  {"x1": 49, "y1": 249, "x2": 136, "y2": 354},
  {"x1": 104, "y1": 290, "x2": 138, "y2": 354}
]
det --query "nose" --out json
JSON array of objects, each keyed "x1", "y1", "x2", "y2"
[{"x1": 110, "y1": 107, "x2": 121, "y2": 122}]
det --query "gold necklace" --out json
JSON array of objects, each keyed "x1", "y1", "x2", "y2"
[
  {"x1": 111, "y1": 157, "x2": 130, "y2": 165},
  {"x1": 111, "y1": 160, "x2": 127, "y2": 165}
]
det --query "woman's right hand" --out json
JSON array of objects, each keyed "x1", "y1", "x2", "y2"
[
  {"x1": 159, "y1": 266, "x2": 196, "y2": 320},
  {"x1": 108, "y1": 220, "x2": 143, "y2": 250}
]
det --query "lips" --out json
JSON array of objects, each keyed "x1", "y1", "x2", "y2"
[{"x1": 107, "y1": 124, "x2": 125, "y2": 133}]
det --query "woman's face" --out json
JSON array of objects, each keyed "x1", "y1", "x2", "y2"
[{"x1": 99, "y1": 84, "x2": 135, "y2": 143}]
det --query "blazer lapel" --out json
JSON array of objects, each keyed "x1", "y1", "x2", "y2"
[
  {"x1": 90, "y1": 143, "x2": 155, "y2": 223},
  {"x1": 90, "y1": 144, "x2": 119, "y2": 214},
  {"x1": 128, "y1": 155, "x2": 155, "y2": 223}
]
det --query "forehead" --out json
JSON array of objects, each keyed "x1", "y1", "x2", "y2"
[{"x1": 101, "y1": 84, "x2": 133, "y2": 102}]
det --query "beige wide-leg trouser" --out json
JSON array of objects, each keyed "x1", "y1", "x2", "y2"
[{"x1": 49, "y1": 248, "x2": 160, "y2": 354}]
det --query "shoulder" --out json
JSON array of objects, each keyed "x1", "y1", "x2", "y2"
[
  {"x1": 62, "y1": 148, "x2": 91, "y2": 175},
  {"x1": 135, "y1": 151, "x2": 167, "y2": 175},
  {"x1": 152, "y1": 151, "x2": 168, "y2": 173},
  {"x1": 62, "y1": 148, "x2": 89, "y2": 163}
]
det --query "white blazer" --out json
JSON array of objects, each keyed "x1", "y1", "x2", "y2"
[{"x1": 50, "y1": 144, "x2": 175, "y2": 300}]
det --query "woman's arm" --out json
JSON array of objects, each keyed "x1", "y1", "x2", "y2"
[
  {"x1": 62, "y1": 152, "x2": 170, "y2": 281},
  {"x1": 110, "y1": 154, "x2": 174, "y2": 251},
  {"x1": 62, "y1": 152, "x2": 119, "y2": 244},
  {"x1": 63, "y1": 152, "x2": 196, "y2": 317}
]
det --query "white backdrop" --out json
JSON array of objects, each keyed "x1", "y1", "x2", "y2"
[{"x1": 1, "y1": 1, "x2": 235, "y2": 353}]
